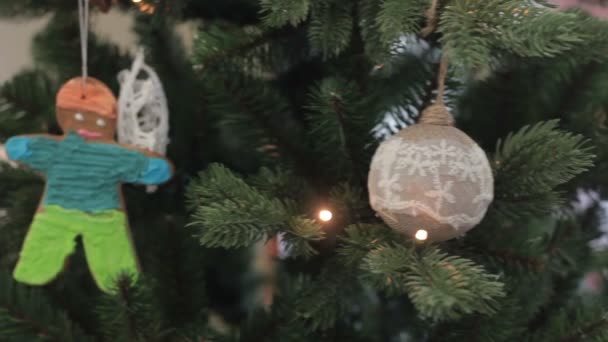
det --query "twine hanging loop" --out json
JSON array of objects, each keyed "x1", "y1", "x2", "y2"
[{"x1": 419, "y1": 55, "x2": 454, "y2": 126}]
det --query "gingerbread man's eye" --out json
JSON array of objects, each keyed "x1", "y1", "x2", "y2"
[
  {"x1": 96, "y1": 118, "x2": 106, "y2": 127},
  {"x1": 74, "y1": 112, "x2": 84, "y2": 121}
]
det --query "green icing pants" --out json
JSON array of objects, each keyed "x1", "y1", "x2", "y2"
[{"x1": 13, "y1": 205, "x2": 140, "y2": 293}]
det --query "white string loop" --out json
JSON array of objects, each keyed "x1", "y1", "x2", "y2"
[{"x1": 78, "y1": 0, "x2": 90, "y2": 95}]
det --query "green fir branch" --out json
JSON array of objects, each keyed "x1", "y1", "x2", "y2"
[
  {"x1": 429, "y1": 299, "x2": 527, "y2": 342},
  {"x1": 440, "y1": 0, "x2": 599, "y2": 69},
  {"x1": 329, "y1": 183, "x2": 371, "y2": 224},
  {"x1": 97, "y1": 274, "x2": 166, "y2": 342},
  {"x1": 361, "y1": 245, "x2": 505, "y2": 321},
  {"x1": 259, "y1": 0, "x2": 310, "y2": 27},
  {"x1": 527, "y1": 306, "x2": 608, "y2": 342},
  {"x1": 308, "y1": 0, "x2": 354, "y2": 58},
  {"x1": 194, "y1": 24, "x2": 289, "y2": 71},
  {"x1": 192, "y1": 21, "x2": 310, "y2": 79},
  {"x1": 290, "y1": 263, "x2": 358, "y2": 331},
  {"x1": 247, "y1": 166, "x2": 310, "y2": 202},
  {"x1": 0, "y1": 272, "x2": 92, "y2": 342},
  {"x1": 491, "y1": 120, "x2": 595, "y2": 221},
  {"x1": 360, "y1": 244, "x2": 413, "y2": 296},
  {"x1": 0, "y1": 70, "x2": 55, "y2": 139},
  {"x1": 358, "y1": 0, "x2": 391, "y2": 62},
  {"x1": 306, "y1": 77, "x2": 374, "y2": 181},
  {"x1": 188, "y1": 164, "x2": 324, "y2": 256},
  {"x1": 377, "y1": 0, "x2": 429, "y2": 44},
  {"x1": 337, "y1": 223, "x2": 400, "y2": 267}
]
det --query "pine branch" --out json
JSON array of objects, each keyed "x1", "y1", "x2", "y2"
[
  {"x1": 0, "y1": 272, "x2": 92, "y2": 342},
  {"x1": 247, "y1": 166, "x2": 310, "y2": 201},
  {"x1": 194, "y1": 25, "x2": 294, "y2": 69},
  {"x1": 188, "y1": 164, "x2": 324, "y2": 256},
  {"x1": 440, "y1": 0, "x2": 603, "y2": 69},
  {"x1": 337, "y1": 226, "x2": 505, "y2": 322},
  {"x1": 484, "y1": 248, "x2": 547, "y2": 273},
  {"x1": 328, "y1": 183, "x2": 371, "y2": 224},
  {"x1": 555, "y1": 61, "x2": 603, "y2": 119},
  {"x1": 259, "y1": 0, "x2": 310, "y2": 27},
  {"x1": 306, "y1": 77, "x2": 374, "y2": 181},
  {"x1": 558, "y1": 316, "x2": 608, "y2": 342},
  {"x1": 0, "y1": 70, "x2": 56, "y2": 139},
  {"x1": 289, "y1": 263, "x2": 359, "y2": 332},
  {"x1": 377, "y1": 0, "x2": 429, "y2": 44},
  {"x1": 490, "y1": 120, "x2": 595, "y2": 221},
  {"x1": 97, "y1": 274, "x2": 165, "y2": 342},
  {"x1": 337, "y1": 223, "x2": 401, "y2": 267},
  {"x1": 365, "y1": 50, "x2": 437, "y2": 134},
  {"x1": 428, "y1": 298, "x2": 527, "y2": 342},
  {"x1": 361, "y1": 245, "x2": 505, "y2": 321},
  {"x1": 308, "y1": 0, "x2": 354, "y2": 58},
  {"x1": 197, "y1": 67, "x2": 314, "y2": 171},
  {"x1": 330, "y1": 89, "x2": 361, "y2": 180},
  {"x1": 527, "y1": 306, "x2": 608, "y2": 342},
  {"x1": 357, "y1": 0, "x2": 391, "y2": 62}
]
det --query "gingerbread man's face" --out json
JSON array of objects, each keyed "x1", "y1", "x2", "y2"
[
  {"x1": 55, "y1": 77, "x2": 118, "y2": 141},
  {"x1": 57, "y1": 108, "x2": 117, "y2": 140}
]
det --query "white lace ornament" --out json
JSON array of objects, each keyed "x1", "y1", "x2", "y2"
[
  {"x1": 117, "y1": 49, "x2": 169, "y2": 192},
  {"x1": 368, "y1": 108, "x2": 493, "y2": 242}
]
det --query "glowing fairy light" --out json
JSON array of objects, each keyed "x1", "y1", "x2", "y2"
[
  {"x1": 415, "y1": 229, "x2": 428, "y2": 241},
  {"x1": 318, "y1": 210, "x2": 333, "y2": 222}
]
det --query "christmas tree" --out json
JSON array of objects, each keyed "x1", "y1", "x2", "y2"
[{"x1": 1, "y1": 0, "x2": 608, "y2": 341}]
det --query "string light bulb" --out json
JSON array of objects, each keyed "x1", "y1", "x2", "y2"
[
  {"x1": 415, "y1": 229, "x2": 428, "y2": 241},
  {"x1": 318, "y1": 209, "x2": 333, "y2": 222},
  {"x1": 131, "y1": 0, "x2": 155, "y2": 13}
]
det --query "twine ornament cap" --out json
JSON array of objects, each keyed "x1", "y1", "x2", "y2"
[{"x1": 419, "y1": 104, "x2": 454, "y2": 126}]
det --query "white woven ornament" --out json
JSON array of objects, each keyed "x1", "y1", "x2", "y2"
[
  {"x1": 368, "y1": 104, "x2": 494, "y2": 242},
  {"x1": 117, "y1": 49, "x2": 169, "y2": 192}
]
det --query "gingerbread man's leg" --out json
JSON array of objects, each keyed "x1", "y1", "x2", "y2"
[
  {"x1": 13, "y1": 206, "x2": 79, "y2": 286},
  {"x1": 80, "y1": 210, "x2": 140, "y2": 293}
]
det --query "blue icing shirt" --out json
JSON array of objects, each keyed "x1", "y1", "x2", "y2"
[{"x1": 5, "y1": 132, "x2": 171, "y2": 212}]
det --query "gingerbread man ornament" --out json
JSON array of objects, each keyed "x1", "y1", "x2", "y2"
[{"x1": 5, "y1": 77, "x2": 172, "y2": 293}]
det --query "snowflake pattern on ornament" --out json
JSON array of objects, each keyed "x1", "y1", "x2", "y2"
[{"x1": 370, "y1": 136, "x2": 493, "y2": 231}]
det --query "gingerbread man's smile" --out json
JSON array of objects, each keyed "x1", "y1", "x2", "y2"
[{"x1": 77, "y1": 128, "x2": 103, "y2": 139}]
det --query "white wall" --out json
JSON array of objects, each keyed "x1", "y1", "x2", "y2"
[
  {"x1": 0, "y1": 16, "x2": 51, "y2": 83},
  {"x1": 0, "y1": 10, "x2": 196, "y2": 83}
]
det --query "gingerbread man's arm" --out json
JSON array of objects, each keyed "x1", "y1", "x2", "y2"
[
  {"x1": 116, "y1": 142, "x2": 174, "y2": 185},
  {"x1": 134, "y1": 156, "x2": 173, "y2": 185},
  {"x1": 4, "y1": 135, "x2": 59, "y2": 171}
]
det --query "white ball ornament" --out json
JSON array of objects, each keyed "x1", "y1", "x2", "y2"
[{"x1": 368, "y1": 104, "x2": 494, "y2": 242}]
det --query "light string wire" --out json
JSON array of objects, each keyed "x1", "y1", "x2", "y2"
[{"x1": 78, "y1": 0, "x2": 90, "y2": 97}]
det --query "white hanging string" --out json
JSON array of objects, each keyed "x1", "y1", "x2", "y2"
[{"x1": 78, "y1": 0, "x2": 90, "y2": 96}]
